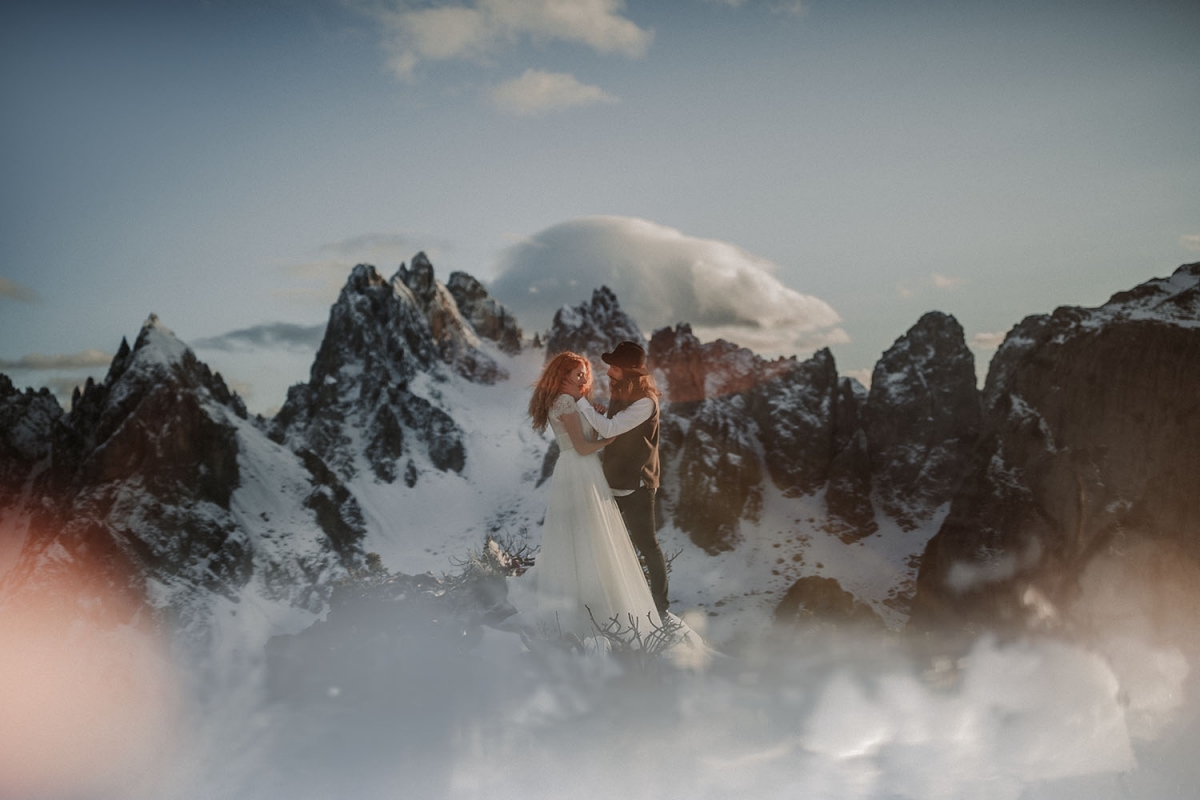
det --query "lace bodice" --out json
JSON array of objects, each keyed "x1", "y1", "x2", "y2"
[{"x1": 548, "y1": 394, "x2": 596, "y2": 451}]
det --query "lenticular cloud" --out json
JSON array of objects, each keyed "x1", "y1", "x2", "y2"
[{"x1": 489, "y1": 216, "x2": 848, "y2": 356}]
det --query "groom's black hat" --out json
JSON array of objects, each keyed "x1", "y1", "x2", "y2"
[{"x1": 602, "y1": 341, "x2": 648, "y2": 374}]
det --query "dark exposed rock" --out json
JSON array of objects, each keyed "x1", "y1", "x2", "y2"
[
  {"x1": 651, "y1": 327, "x2": 879, "y2": 547},
  {"x1": 649, "y1": 325, "x2": 775, "y2": 550},
  {"x1": 396, "y1": 253, "x2": 505, "y2": 383},
  {"x1": 750, "y1": 348, "x2": 840, "y2": 497},
  {"x1": 298, "y1": 448, "x2": 367, "y2": 560},
  {"x1": 865, "y1": 312, "x2": 981, "y2": 530},
  {"x1": 447, "y1": 270, "x2": 523, "y2": 354},
  {"x1": 273, "y1": 257, "x2": 497, "y2": 482},
  {"x1": 672, "y1": 396, "x2": 762, "y2": 553},
  {"x1": 911, "y1": 264, "x2": 1200, "y2": 633},
  {"x1": 545, "y1": 286, "x2": 645, "y2": 369},
  {"x1": 775, "y1": 575, "x2": 885, "y2": 629},
  {"x1": 0, "y1": 375, "x2": 63, "y2": 505},
  {"x1": 45, "y1": 315, "x2": 244, "y2": 510},
  {"x1": 824, "y1": 378, "x2": 876, "y2": 540},
  {"x1": 2, "y1": 316, "x2": 359, "y2": 641},
  {"x1": 649, "y1": 324, "x2": 766, "y2": 406}
]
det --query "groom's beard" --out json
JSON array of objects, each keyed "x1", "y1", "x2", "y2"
[{"x1": 609, "y1": 378, "x2": 639, "y2": 405}]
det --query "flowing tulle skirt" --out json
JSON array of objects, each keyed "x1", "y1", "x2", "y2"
[{"x1": 532, "y1": 446, "x2": 662, "y2": 641}]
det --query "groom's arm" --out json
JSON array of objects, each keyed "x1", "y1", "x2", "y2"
[{"x1": 575, "y1": 396, "x2": 653, "y2": 438}]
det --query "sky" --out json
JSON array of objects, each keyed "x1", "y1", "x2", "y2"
[{"x1": 2, "y1": 0, "x2": 1198, "y2": 414}]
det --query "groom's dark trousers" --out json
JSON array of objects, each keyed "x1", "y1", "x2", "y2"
[{"x1": 615, "y1": 487, "x2": 669, "y2": 616}]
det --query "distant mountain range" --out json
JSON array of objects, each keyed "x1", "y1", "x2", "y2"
[{"x1": 2, "y1": 256, "x2": 1197, "y2": 652}]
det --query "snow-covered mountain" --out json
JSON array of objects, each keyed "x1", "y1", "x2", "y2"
[
  {"x1": 2, "y1": 257, "x2": 1199, "y2": 799},
  {"x1": 0, "y1": 314, "x2": 357, "y2": 646},
  {"x1": 5, "y1": 257, "x2": 1198, "y2": 647}
]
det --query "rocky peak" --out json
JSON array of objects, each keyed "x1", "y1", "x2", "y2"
[
  {"x1": 274, "y1": 256, "x2": 503, "y2": 483},
  {"x1": 0, "y1": 375, "x2": 64, "y2": 504},
  {"x1": 865, "y1": 311, "x2": 981, "y2": 529},
  {"x1": 446, "y1": 271, "x2": 523, "y2": 355},
  {"x1": 310, "y1": 263, "x2": 433, "y2": 386},
  {"x1": 649, "y1": 324, "x2": 767, "y2": 406},
  {"x1": 396, "y1": 251, "x2": 437, "y2": 301},
  {"x1": 1, "y1": 317, "x2": 365, "y2": 644},
  {"x1": 750, "y1": 348, "x2": 840, "y2": 498},
  {"x1": 545, "y1": 286, "x2": 645, "y2": 368},
  {"x1": 1100, "y1": 261, "x2": 1200, "y2": 324},
  {"x1": 41, "y1": 315, "x2": 246, "y2": 511},
  {"x1": 65, "y1": 314, "x2": 246, "y2": 462},
  {"x1": 984, "y1": 262, "x2": 1200, "y2": 410},
  {"x1": 392, "y1": 255, "x2": 505, "y2": 383}
]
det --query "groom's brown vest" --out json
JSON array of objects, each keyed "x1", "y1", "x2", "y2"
[{"x1": 602, "y1": 394, "x2": 660, "y2": 491}]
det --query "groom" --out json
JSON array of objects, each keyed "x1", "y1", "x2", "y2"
[{"x1": 575, "y1": 341, "x2": 669, "y2": 616}]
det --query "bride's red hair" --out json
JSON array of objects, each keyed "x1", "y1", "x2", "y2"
[{"x1": 530, "y1": 352, "x2": 593, "y2": 433}]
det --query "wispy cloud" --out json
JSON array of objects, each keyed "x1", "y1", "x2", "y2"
[
  {"x1": 193, "y1": 323, "x2": 327, "y2": 353},
  {"x1": 490, "y1": 215, "x2": 848, "y2": 357},
  {"x1": 358, "y1": 0, "x2": 653, "y2": 81},
  {"x1": 768, "y1": 0, "x2": 808, "y2": 14},
  {"x1": 0, "y1": 349, "x2": 112, "y2": 370},
  {"x1": 1181, "y1": 234, "x2": 1200, "y2": 252},
  {"x1": 704, "y1": 0, "x2": 808, "y2": 15},
  {"x1": 0, "y1": 276, "x2": 41, "y2": 303},
  {"x1": 898, "y1": 273, "x2": 964, "y2": 298},
  {"x1": 491, "y1": 69, "x2": 617, "y2": 115},
  {"x1": 971, "y1": 331, "x2": 1007, "y2": 350}
]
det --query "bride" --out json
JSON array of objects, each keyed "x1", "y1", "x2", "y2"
[{"x1": 525, "y1": 352, "x2": 663, "y2": 641}]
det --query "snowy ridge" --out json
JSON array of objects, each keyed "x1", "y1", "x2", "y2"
[{"x1": 1092, "y1": 261, "x2": 1200, "y2": 328}]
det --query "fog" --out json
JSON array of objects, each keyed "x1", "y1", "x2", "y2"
[
  {"x1": 10, "y1": 621, "x2": 1189, "y2": 798},
  {"x1": 4, "y1": 539, "x2": 1198, "y2": 799}
]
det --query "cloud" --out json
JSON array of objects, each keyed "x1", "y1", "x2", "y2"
[
  {"x1": 704, "y1": 0, "x2": 808, "y2": 15},
  {"x1": 898, "y1": 273, "x2": 963, "y2": 298},
  {"x1": 360, "y1": 0, "x2": 653, "y2": 81},
  {"x1": 1181, "y1": 234, "x2": 1200, "y2": 252},
  {"x1": 192, "y1": 323, "x2": 327, "y2": 353},
  {"x1": 275, "y1": 232, "x2": 426, "y2": 306},
  {"x1": 0, "y1": 349, "x2": 112, "y2": 370},
  {"x1": 768, "y1": 0, "x2": 808, "y2": 14},
  {"x1": 489, "y1": 216, "x2": 848, "y2": 357},
  {"x1": 0, "y1": 276, "x2": 41, "y2": 304},
  {"x1": 971, "y1": 331, "x2": 1007, "y2": 350},
  {"x1": 491, "y1": 69, "x2": 617, "y2": 115}
]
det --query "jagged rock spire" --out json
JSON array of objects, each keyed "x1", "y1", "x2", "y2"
[
  {"x1": 274, "y1": 254, "x2": 504, "y2": 483},
  {"x1": 545, "y1": 286, "x2": 645, "y2": 365},
  {"x1": 865, "y1": 311, "x2": 981, "y2": 530}
]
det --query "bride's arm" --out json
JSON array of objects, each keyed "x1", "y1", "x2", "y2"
[{"x1": 559, "y1": 411, "x2": 613, "y2": 455}]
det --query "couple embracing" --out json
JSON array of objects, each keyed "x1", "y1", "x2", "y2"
[{"x1": 528, "y1": 341, "x2": 670, "y2": 641}]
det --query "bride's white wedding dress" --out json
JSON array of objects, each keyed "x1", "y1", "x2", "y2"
[{"x1": 531, "y1": 393, "x2": 662, "y2": 641}]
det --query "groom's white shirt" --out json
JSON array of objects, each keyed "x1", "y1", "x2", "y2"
[
  {"x1": 574, "y1": 396, "x2": 655, "y2": 497},
  {"x1": 573, "y1": 396, "x2": 653, "y2": 439}
]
